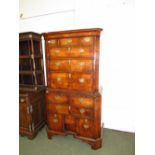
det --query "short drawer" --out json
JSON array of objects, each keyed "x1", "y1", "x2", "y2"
[
  {"x1": 70, "y1": 106, "x2": 94, "y2": 118},
  {"x1": 48, "y1": 73, "x2": 69, "y2": 89},
  {"x1": 80, "y1": 37, "x2": 94, "y2": 46},
  {"x1": 46, "y1": 93, "x2": 68, "y2": 105},
  {"x1": 47, "y1": 104, "x2": 69, "y2": 115},
  {"x1": 70, "y1": 73, "x2": 93, "y2": 92},
  {"x1": 70, "y1": 60, "x2": 93, "y2": 72},
  {"x1": 70, "y1": 96, "x2": 93, "y2": 108},
  {"x1": 59, "y1": 38, "x2": 79, "y2": 46},
  {"x1": 49, "y1": 60, "x2": 70, "y2": 71},
  {"x1": 46, "y1": 39, "x2": 57, "y2": 46}
]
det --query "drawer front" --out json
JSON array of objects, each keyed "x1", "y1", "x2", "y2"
[
  {"x1": 47, "y1": 39, "x2": 57, "y2": 47},
  {"x1": 71, "y1": 60, "x2": 93, "y2": 72},
  {"x1": 70, "y1": 47, "x2": 93, "y2": 58},
  {"x1": 48, "y1": 47, "x2": 70, "y2": 58},
  {"x1": 70, "y1": 106, "x2": 94, "y2": 118},
  {"x1": 59, "y1": 38, "x2": 79, "y2": 46},
  {"x1": 77, "y1": 118, "x2": 95, "y2": 138},
  {"x1": 48, "y1": 73, "x2": 69, "y2": 89},
  {"x1": 47, "y1": 114, "x2": 64, "y2": 132},
  {"x1": 80, "y1": 37, "x2": 94, "y2": 46},
  {"x1": 47, "y1": 104, "x2": 69, "y2": 115},
  {"x1": 49, "y1": 60, "x2": 70, "y2": 71},
  {"x1": 70, "y1": 97, "x2": 93, "y2": 108},
  {"x1": 70, "y1": 73, "x2": 93, "y2": 92},
  {"x1": 46, "y1": 93, "x2": 68, "y2": 105}
]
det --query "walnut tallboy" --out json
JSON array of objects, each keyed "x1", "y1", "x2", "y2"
[{"x1": 43, "y1": 28, "x2": 103, "y2": 149}]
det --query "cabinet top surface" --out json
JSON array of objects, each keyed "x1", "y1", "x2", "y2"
[{"x1": 43, "y1": 28, "x2": 103, "y2": 39}]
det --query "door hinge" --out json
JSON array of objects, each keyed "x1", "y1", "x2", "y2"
[
  {"x1": 32, "y1": 123, "x2": 35, "y2": 131},
  {"x1": 29, "y1": 123, "x2": 35, "y2": 132},
  {"x1": 27, "y1": 105, "x2": 33, "y2": 114}
]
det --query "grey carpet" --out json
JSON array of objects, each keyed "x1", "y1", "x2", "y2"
[{"x1": 19, "y1": 127, "x2": 135, "y2": 155}]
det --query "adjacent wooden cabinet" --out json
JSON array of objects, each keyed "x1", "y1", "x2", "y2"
[
  {"x1": 19, "y1": 32, "x2": 45, "y2": 139},
  {"x1": 19, "y1": 88, "x2": 45, "y2": 139},
  {"x1": 43, "y1": 28, "x2": 103, "y2": 149}
]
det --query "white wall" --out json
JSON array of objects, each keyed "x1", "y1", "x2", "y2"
[{"x1": 19, "y1": 0, "x2": 135, "y2": 132}]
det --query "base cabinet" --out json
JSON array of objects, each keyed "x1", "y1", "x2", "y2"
[{"x1": 19, "y1": 88, "x2": 46, "y2": 139}]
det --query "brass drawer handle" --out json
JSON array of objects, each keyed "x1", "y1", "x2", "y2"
[
  {"x1": 20, "y1": 98, "x2": 25, "y2": 102},
  {"x1": 55, "y1": 96, "x2": 60, "y2": 100},
  {"x1": 68, "y1": 47, "x2": 71, "y2": 52},
  {"x1": 68, "y1": 105, "x2": 71, "y2": 110},
  {"x1": 69, "y1": 73, "x2": 71, "y2": 79},
  {"x1": 68, "y1": 60, "x2": 71, "y2": 64},
  {"x1": 83, "y1": 124, "x2": 89, "y2": 129},
  {"x1": 56, "y1": 105, "x2": 61, "y2": 110},
  {"x1": 83, "y1": 37, "x2": 91, "y2": 42},
  {"x1": 79, "y1": 62, "x2": 85, "y2": 66},
  {"x1": 79, "y1": 48, "x2": 85, "y2": 53},
  {"x1": 67, "y1": 39, "x2": 72, "y2": 43},
  {"x1": 55, "y1": 61, "x2": 61, "y2": 67},
  {"x1": 56, "y1": 77, "x2": 61, "y2": 82},
  {"x1": 84, "y1": 119, "x2": 88, "y2": 123},
  {"x1": 80, "y1": 108, "x2": 85, "y2": 114},
  {"x1": 53, "y1": 118, "x2": 58, "y2": 123},
  {"x1": 55, "y1": 49, "x2": 60, "y2": 54},
  {"x1": 48, "y1": 40, "x2": 56, "y2": 44},
  {"x1": 79, "y1": 98, "x2": 84, "y2": 104},
  {"x1": 79, "y1": 78, "x2": 85, "y2": 84},
  {"x1": 54, "y1": 114, "x2": 57, "y2": 118}
]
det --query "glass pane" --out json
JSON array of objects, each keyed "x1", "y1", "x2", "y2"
[
  {"x1": 22, "y1": 75, "x2": 35, "y2": 85},
  {"x1": 33, "y1": 40, "x2": 41, "y2": 55},
  {"x1": 19, "y1": 40, "x2": 32, "y2": 55},
  {"x1": 36, "y1": 73, "x2": 43, "y2": 85},
  {"x1": 35, "y1": 58, "x2": 42, "y2": 70},
  {"x1": 20, "y1": 59, "x2": 33, "y2": 71},
  {"x1": 19, "y1": 75, "x2": 23, "y2": 84}
]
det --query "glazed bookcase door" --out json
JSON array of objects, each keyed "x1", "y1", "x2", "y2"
[{"x1": 19, "y1": 32, "x2": 45, "y2": 89}]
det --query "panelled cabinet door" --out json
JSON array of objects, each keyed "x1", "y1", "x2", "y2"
[{"x1": 19, "y1": 97, "x2": 30, "y2": 132}]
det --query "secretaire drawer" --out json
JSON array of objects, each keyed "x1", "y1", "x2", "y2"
[
  {"x1": 46, "y1": 93, "x2": 68, "y2": 105},
  {"x1": 47, "y1": 104, "x2": 69, "y2": 115},
  {"x1": 48, "y1": 73, "x2": 69, "y2": 89},
  {"x1": 70, "y1": 73, "x2": 93, "y2": 92},
  {"x1": 70, "y1": 96, "x2": 93, "y2": 108},
  {"x1": 70, "y1": 60, "x2": 93, "y2": 72}
]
